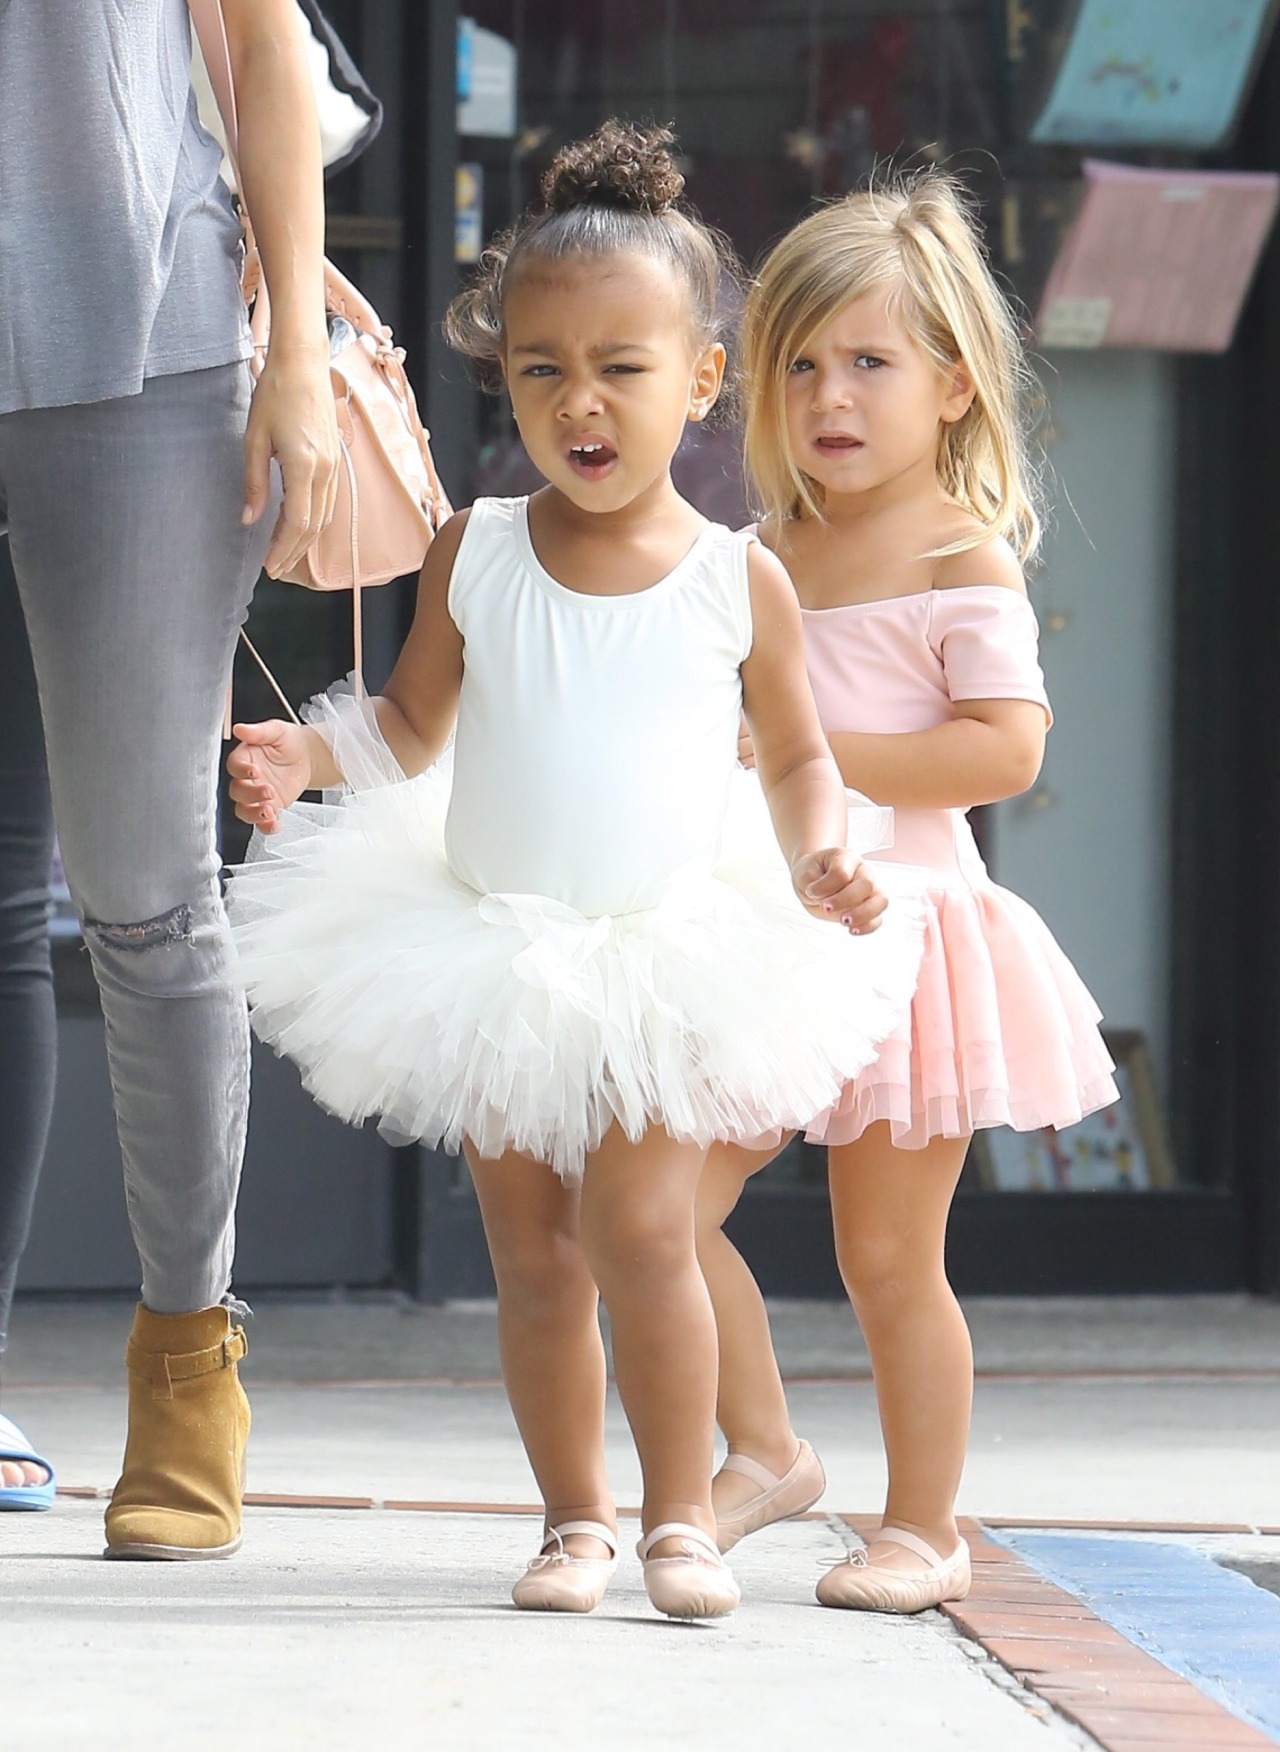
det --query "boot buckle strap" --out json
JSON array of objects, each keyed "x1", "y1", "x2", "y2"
[
  {"x1": 126, "y1": 1326, "x2": 249, "y2": 1399},
  {"x1": 221, "y1": 1328, "x2": 249, "y2": 1369}
]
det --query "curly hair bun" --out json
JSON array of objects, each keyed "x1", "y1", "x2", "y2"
[{"x1": 541, "y1": 120, "x2": 685, "y2": 216}]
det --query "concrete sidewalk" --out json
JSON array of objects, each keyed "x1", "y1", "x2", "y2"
[
  {"x1": 2, "y1": 1294, "x2": 1278, "y2": 1751},
  {"x1": 5, "y1": 1501, "x2": 1100, "y2": 1752}
]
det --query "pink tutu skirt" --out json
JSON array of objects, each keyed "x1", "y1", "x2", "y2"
[{"x1": 808, "y1": 864, "x2": 1119, "y2": 1151}]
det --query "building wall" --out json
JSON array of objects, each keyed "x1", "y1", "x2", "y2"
[{"x1": 990, "y1": 350, "x2": 1177, "y2": 1092}]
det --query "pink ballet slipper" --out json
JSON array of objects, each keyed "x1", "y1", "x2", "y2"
[
  {"x1": 713, "y1": 1440, "x2": 826, "y2": 1552},
  {"x1": 816, "y1": 1526, "x2": 971, "y2": 1614},
  {"x1": 511, "y1": 1520, "x2": 619, "y2": 1613},
  {"x1": 638, "y1": 1522, "x2": 740, "y2": 1619}
]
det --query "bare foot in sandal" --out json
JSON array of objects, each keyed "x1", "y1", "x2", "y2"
[
  {"x1": 2, "y1": 1459, "x2": 49, "y2": 1487},
  {"x1": 0, "y1": 1412, "x2": 56, "y2": 1508}
]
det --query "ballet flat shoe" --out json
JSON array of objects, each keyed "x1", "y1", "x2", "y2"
[
  {"x1": 511, "y1": 1520, "x2": 619, "y2": 1613},
  {"x1": 816, "y1": 1525, "x2": 971, "y2": 1613},
  {"x1": 713, "y1": 1439, "x2": 826, "y2": 1553},
  {"x1": 638, "y1": 1521, "x2": 740, "y2": 1620}
]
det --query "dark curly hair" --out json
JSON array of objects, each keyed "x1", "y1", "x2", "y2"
[{"x1": 445, "y1": 120, "x2": 739, "y2": 383}]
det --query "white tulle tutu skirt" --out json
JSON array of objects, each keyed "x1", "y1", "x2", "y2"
[{"x1": 225, "y1": 692, "x2": 923, "y2": 1180}]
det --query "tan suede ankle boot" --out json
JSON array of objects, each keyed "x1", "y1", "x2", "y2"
[{"x1": 104, "y1": 1303, "x2": 250, "y2": 1561}]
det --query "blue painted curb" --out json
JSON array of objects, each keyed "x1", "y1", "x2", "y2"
[{"x1": 992, "y1": 1530, "x2": 1280, "y2": 1742}]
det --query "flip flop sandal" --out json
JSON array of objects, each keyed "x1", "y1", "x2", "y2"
[{"x1": 0, "y1": 1411, "x2": 56, "y2": 1511}]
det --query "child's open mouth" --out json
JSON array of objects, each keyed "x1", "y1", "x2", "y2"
[
  {"x1": 814, "y1": 434, "x2": 863, "y2": 455},
  {"x1": 568, "y1": 440, "x2": 618, "y2": 479}
]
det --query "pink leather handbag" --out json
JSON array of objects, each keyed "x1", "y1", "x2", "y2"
[{"x1": 188, "y1": 0, "x2": 451, "y2": 691}]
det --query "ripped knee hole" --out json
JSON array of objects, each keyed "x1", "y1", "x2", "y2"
[{"x1": 84, "y1": 903, "x2": 194, "y2": 950}]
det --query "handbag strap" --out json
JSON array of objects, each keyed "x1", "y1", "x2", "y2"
[
  {"x1": 224, "y1": 583, "x2": 363, "y2": 740},
  {"x1": 188, "y1": 0, "x2": 243, "y2": 184},
  {"x1": 237, "y1": 631, "x2": 301, "y2": 725}
]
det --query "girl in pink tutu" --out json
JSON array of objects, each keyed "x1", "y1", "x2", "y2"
[{"x1": 697, "y1": 170, "x2": 1118, "y2": 1611}]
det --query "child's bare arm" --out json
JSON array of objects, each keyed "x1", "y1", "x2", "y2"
[
  {"x1": 740, "y1": 544, "x2": 886, "y2": 933},
  {"x1": 828, "y1": 544, "x2": 1046, "y2": 806},
  {"x1": 228, "y1": 514, "x2": 469, "y2": 832},
  {"x1": 377, "y1": 511, "x2": 469, "y2": 768},
  {"x1": 827, "y1": 698, "x2": 1046, "y2": 809}
]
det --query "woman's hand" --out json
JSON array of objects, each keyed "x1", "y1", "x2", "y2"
[
  {"x1": 227, "y1": 720, "x2": 317, "y2": 832},
  {"x1": 223, "y1": 0, "x2": 338, "y2": 576},
  {"x1": 242, "y1": 344, "x2": 341, "y2": 579},
  {"x1": 791, "y1": 849, "x2": 887, "y2": 935}
]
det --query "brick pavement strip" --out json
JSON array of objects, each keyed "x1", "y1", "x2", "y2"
[
  {"x1": 988, "y1": 1518, "x2": 1264, "y2": 1535},
  {"x1": 936, "y1": 1519, "x2": 1277, "y2": 1752}
]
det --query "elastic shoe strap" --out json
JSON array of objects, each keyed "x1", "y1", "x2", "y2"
[
  {"x1": 719, "y1": 1452, "x2": 781, "y2": 1490},
  {"x1": 544, "y1": 1520, "x2": 619, "y2": 1558},
  {"x1": 638, "y1": 1522, "x2": 723, "y2": 1563},
  {"x1": 872, "y1": 1526, "x2": 951, "y2": 1568}
]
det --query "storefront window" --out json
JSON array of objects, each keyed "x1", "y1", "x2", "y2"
[
  {"x1": 450, "y1": 1, "x2": 1179, "y2": 1195},
  {"x1": 230, "y1": 2, "x2": 1239, "y2": 1205},
  {"x1": 461, "y1": 0, "x2": 1017, "y2": 503}
]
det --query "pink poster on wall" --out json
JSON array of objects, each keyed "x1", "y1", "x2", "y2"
[{"x1": 1036, "y1": 159, "x2": 1279, "y2": 353}]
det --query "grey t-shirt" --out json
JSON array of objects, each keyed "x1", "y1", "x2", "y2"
[{"x1": 0, "y1": 0, "x2": 253, "y2": 414}]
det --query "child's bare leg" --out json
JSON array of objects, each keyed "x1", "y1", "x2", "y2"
[
  {"x1": 696, "y1": 1139, "x2": 799, "y2": 1518},
  {"x1": 829, "y1": 1123, "x2": 972, "y2": 1564},
  {"x1": 465, "y1": 1143, "x2": 614, "y2": 1557},
  {"x1": 577, "y1": 1126, "x2": 717, "y2": 1554}
]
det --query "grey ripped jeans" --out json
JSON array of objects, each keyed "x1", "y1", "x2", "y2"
[{"x1": 0, "y1": 362, "x2": 272, "y2": 1314}]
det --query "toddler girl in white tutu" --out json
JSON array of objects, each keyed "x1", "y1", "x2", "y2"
[{"x1": 224, "y1": 122, "x2": 921, "y2": 1620}]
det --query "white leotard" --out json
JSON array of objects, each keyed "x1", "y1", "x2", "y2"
[
  {"x1": 444, "y1": 496, "x2": 754, "y2": 917},
  {"x1": 228, "y1": 493, "x2": 925, "y2": 1178}
]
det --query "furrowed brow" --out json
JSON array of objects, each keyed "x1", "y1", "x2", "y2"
[
  {"x1": 507, "y1": 340, "x2": 656, "y2": 359},
  {"x1": 588, "y1": 340, "x2": 656, "y2": 357}
]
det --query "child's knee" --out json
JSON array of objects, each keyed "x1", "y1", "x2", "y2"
[
  {"x1": 836, "y1": 1230, "x2": 933, "y2": 1314},
  {"x1": 585, "y1": 1207, "x2": 691, "y2": 1291},
  {"x1": 491, "y1": 1224, "x2": 589, "y2": 1313}
]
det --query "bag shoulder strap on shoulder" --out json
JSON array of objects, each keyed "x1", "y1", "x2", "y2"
[{"x1": 189, "y1": 0, "x2": 243, "y2": 182}]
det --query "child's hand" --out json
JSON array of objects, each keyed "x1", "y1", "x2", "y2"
[
  {"x1": 791, "y1": 849, "x2": 887, "y2": 934},
  {"x1": 227, "y1": 720, "x2": 314, "y2": 834}
]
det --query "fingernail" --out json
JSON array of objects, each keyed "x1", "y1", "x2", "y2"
[{"x1": 241, "y1": 505, "x2": 254, "y2": 524}]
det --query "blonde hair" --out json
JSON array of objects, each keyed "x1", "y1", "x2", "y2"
[{"x1": 742, "y1": 169, "x2": 1043, "y2": 560}]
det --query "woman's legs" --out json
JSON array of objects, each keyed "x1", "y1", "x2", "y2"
[
  {"x1": 0, "y1": 364, "x2": 273, "y2": 1554},
  {"x1": 0, "y1": 364, "x2": 271, "y2": 1316},
  {"x1": 465, "y1": 1145, "x2": 615, "y2": 1556},
  {"x1": 828, "y1": 1123, "x2": 972, "y2": 1563},
  {"x1": 0, "y1": 539, "x2": 56, "y2": 1490},
  {"x1": 695, "y1": 1140, "x2": 801, "y2": 1518},
  {"x1": 577, "y1": 1127, "x2": 718, "y2": 1551}
]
